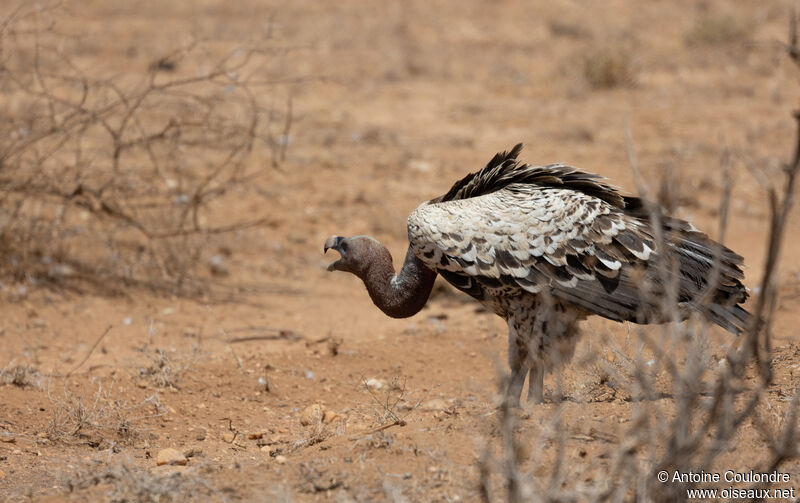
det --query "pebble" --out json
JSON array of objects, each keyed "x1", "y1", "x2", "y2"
[
  {"x1": 300, "y1": 404, "x2": 325, "y2": 426},
  {"x1": 409, "y1": 160, "x2": 432, "y2": 172},
  {"x1": 221, "y1": 432, "x2": 235, "y2": 443},
  {"x1": 322, "y1": 410, "x2": 341, "y2": 424},
  {"x1": 365, "y1": 378, "x2": 386, "y2": 390},
  {"x1": 156, "y1": 448, "x2": 187, "y2": 466},
  {"x1": 275, "y1": 455, "x2": 287, "y2": 464},
  {"x1": 421, "y1": 398, "x2": 450, "y2": 411},
  {"x1": 248, "y1": 431, "x2": 265, "y2": 440},
  {"x1": 0, "y1": 469, "x2": 5, "y2": 479}
]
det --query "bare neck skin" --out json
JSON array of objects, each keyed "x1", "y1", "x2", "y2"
[{"x1": 358, "y1": 245, "x2": 437, "y2": 318}]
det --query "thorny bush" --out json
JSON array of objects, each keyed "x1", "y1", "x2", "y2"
[{"x1": 0, "y1": 3, "x2": 295, "y2": 299}]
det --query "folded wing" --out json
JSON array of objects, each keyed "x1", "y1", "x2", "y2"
[{"x1": 409, "y1": 178, "x2": 747, "y2": 331}]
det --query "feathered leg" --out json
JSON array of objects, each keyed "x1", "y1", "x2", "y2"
[
  {"x1": 527, "y1": 365, "x2": 544, "y2": 403},
  {"x1": 507, "y1": 360, "x2": 527, "y2": 408},
  {"x1": 506, "y1": 324, "x2": 526, "y2": 407}
]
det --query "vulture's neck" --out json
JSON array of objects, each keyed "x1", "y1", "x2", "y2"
[{"x1": 359, "y1": 245, "x2": 437, "y2": 319}]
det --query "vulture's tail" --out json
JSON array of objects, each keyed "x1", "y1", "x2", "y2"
[
  {"x1": 705, "y1": 304, "x2": 752, "y2": 335},
  {"x1": 623, "y1": 196, "x2": 751, "y2": 335}
]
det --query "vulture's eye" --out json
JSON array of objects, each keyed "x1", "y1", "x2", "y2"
[{"x1": 340, "y1": 241, "x2": 348, "y2": 253}]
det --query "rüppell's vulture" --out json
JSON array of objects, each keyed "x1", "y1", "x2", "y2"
[{"x1": 324, "y1": 144, "x2": 749, "y2": 405}]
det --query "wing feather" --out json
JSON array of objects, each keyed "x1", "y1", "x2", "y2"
[
  {"x1": 410, "y1": 185, "x2": 653, "y2": 318},
  {"x1": 407, "y1": 146, "x2": 749, "y2": 331},
  {"x1": 409, "y1": 182, "x2": 745, "y2": 325}
]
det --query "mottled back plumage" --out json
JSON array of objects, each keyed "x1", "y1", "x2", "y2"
[{"x1": 409, "y1": 143, "x2": 749, "y2": 334}]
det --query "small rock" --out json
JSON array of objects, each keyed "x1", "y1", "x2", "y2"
[
  {"x1": 209, "y1": 256, "x2": 228, "y2": 277},
  {"x1": 322, "y1": 409, "x2": 341, "y2": 424},
  {"x1": 409, "y1": 159, "x2": 432, "y2": 172},
  {"x1": 221, "y1": 432, "x2": 235, "y2": 443},
  {"x1": 248, "y1": 431, "x2": 265, "y2": 440},
  {"x1": 365, "y1": 378, "x2": 386, "y2": 390},
  {"x1": 0, "y1": 435, "x2": 16, "y2": 443},
  {"x1": 275, "y1": 455, "x2": 287, "y2": 464},
  {"x1": 300, "y1": 404, "x2": 326, "y2": 426},
  {"x1": 0, "y1": 469, "x2": 5, "y2": 479},
  {"x1": 260, "y1": 445, "x2": 272, "y2": 453},
  {"x1": 156, "y1": 448, "x2": 187, "y2": 466}
]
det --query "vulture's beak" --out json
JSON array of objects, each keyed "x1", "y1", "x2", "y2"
[{"x1": 323, "y1": 235, "x2": 344, "y2": 271}]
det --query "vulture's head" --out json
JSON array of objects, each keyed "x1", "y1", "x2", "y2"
[{"x1": 323, "y1": 235, "x2": 383, "y2": 276}]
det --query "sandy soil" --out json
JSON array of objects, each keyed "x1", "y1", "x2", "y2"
[{"x1": 2, "y1": 1, "x2": 800, "y2": 501}]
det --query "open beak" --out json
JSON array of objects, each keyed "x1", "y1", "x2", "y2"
[{"x1": 323, "y1": 235, "x2": 344, "y2": 271}]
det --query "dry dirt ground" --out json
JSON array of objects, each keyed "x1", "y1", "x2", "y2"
[{"x1": 2, "y1": 1, "x2": 800, "y2": 501}]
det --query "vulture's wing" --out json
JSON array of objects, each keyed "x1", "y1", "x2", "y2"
[
  {"x1": 409, "y1": 183, "x2": 748, "y2": 330},
  {"x1": 410, "y1": 184, "x2": 652, "y2": 321}
]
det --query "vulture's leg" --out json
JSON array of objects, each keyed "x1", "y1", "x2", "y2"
[
  {"x1": 506, "y1": 324, "x2": 526, "y2": 407},
  {"x1": 507, "y1": 361, "x2": 527, "y2": 408},
  {"x1": 527, "y1": 365, "x2": 544, "y2": 403}
]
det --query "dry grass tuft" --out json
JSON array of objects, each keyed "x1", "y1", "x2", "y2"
[
  {"x1": 548, "y1": 21, "x2": 592, "y2": 40},
  {"x1": 583, "y1": 47, "x2": 635, "y2": 90},
  {"x1": 685, "y1": 14, "x2": 750, "y2": 47},
  {"x1": 67, "y1": 461, "x2": 223, "y2": 502},
  {"x1": 0, "y1": 362, "x2": 42, "y2": 388},
  {"x1": 47, "y1": 378, "x2": 164, "y2": 447},
  {"x1": 138, "y1": 346, "x2": 199, "y2": 390}
]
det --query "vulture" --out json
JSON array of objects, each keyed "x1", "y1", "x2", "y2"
[{"x1": 324, "y1": 144, "x2": 749, "y2": 405}]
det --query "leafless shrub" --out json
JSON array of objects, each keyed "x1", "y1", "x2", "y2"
[
  {"x1": 0, "y1": 3, "x2": 296, "y2": 299},
  {"x1": 47, "y1": 377, "x2": 164, "y2": 446},
  {"x1": 480, "y1": 18, "x2": 800, "y2": 501}
]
